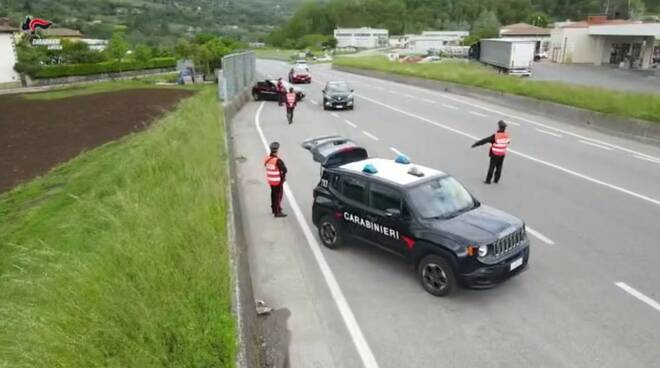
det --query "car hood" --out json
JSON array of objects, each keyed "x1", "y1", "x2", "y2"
[
  {"x1": 327, "y1": 92, "x2": 352, "y2": 99},
  {"x1": 428, "y1": 205, "x2": 522, "y2": 245}
]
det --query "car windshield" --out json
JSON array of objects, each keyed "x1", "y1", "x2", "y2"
[
  {"x1": 327, "y1": 83, "x2": 350, "y2": 93},
  {"x1": 407, "y1": 176, "x2": 476, "y2": 219},
  {"x1": 293, "y1": 66, "x2": 308, "y2": 73}
]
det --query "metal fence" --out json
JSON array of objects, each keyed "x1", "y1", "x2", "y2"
[{"x1": 219, "y1": 51, "x2": 256, "y2": 101}]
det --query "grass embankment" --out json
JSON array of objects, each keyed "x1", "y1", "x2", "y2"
[
  {"x1": 24, "y1": 77, "x2": 191, "y2": 101},
  {"x1": 0, "y1": 87, "x2": 235, "y2": 367},
  {"x1": 334, "y1": 56, "x2": 660, "y2": 123}
]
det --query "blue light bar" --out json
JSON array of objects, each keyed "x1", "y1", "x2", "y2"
[
  {"x1": 394, "y1": 154, "x2": 411, "y2": 165},
  {"x1": 362, "y1": 164, "x2": 378, "y2": 174}
]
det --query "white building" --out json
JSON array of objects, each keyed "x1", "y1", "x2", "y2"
[
  {"x1": 0, "y1": 20, "x2": 20, "y2": 88},
  {"x1": 550, "y1": 16, "x2": 659, "y2": 69},
  {"x1": 334, "y1": 27, "x2": 389, "y2": 49},
  {"x1": 404, "y1": 31, "x2": 469, "y2": 53},
  {"x1": 499, "y1": 23, "x2": 551, "y2": 54}
]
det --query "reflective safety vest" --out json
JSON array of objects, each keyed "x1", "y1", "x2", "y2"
[
  {"x1": 491, "y1": 132, "x2": 510, "y2": 156},
  {"x1": 285, "y1": 92, "x2": 297, "y2": 107},
  {"x1": 264, "y1": 156, "x2": 281, "y2": 186}
]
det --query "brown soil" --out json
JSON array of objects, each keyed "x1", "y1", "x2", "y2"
[{"x1": 0, "y1": 88, "x2": 193, "y2": 193}]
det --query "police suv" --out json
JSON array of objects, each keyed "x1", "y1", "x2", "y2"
[{"x1": 303, "y1": 136, "x2": 530, "y2": 297}]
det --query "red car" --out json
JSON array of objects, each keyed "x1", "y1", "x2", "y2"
[{"x1": 289, "y1": 66, "x2": 311, "y2": 84}]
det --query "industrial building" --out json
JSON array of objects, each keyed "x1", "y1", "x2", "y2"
[
  {"x1": 406, "y1": 31, "x2": 470, "y2": 52},
  {"x1": 334, "y1": 27, "x2": 389, "y2": 49},
  {"x1": 499, "y1": 23, "x2": 551, "y2": 55},
  {"x1": 550, "y1": 16, "x2": 659, "y2": 69}
]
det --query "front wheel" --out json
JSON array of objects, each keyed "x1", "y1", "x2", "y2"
[
  {"x1": 252, "y1": 92, "x2": 260, "y2": 101},
  {"x1": 418, "y1": 254, "x2": 456, "y2": 297},
  {"x1": 318, "y1": 216, "x2": 343, "y2": 249}
]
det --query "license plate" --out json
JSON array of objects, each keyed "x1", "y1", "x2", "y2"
[
  {"x1": 336, "y1": 105, "x2": 343, "y2": 109},
  {"x1": 510, "y1": 257, "x2": 523, "y2": 271}
]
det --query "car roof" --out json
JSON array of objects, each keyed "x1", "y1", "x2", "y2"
[{"x1": 337, "y1": 158, "x2": 445, "y2": 187}]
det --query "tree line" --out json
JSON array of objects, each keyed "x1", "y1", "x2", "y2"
[{"x1": 268, "y1": 0, "x2": 659, "y2": 48}]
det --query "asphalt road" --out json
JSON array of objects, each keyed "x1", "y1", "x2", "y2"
[{"x1": 239, "y1": 59, "x2": 660, "y2": 368}]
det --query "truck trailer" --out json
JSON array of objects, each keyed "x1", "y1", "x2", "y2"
[{"x1": 471, "y1": 38, "x2": 536, "y2": 76}]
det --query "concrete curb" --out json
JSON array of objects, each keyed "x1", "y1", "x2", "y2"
[
  {"x1": 223, "y1": 86, "x2": 262, "y2": 368},
  {"x1": 333, "y1": 65, "x2": 660, "y2": 147}
]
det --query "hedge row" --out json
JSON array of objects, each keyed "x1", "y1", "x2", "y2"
[{"x1": 18, "y1": 58, "x2": 177, "y2": 79}]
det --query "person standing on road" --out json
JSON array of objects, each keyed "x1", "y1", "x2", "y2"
[
  {"x1": 471, "y1": 120, "x2": 510, "y2": 184},
  {"x1": 265, "y1": 142, "x2": 288, "y2": 218},
  {"x1": 276, "y1": 78, "x2": 285, "y2": 106},
  {"x1": 284, "y1": 87, "x2": 297, "y2": 125}
]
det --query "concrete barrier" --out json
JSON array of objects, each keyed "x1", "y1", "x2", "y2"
[
  {"x1": 333, "y1": 65, "x2": 660, "y2": 147},
  {"x1": 222, "y1": 83, "x2": 262, "y2": 368}
]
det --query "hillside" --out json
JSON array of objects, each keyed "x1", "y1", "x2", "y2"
[{"x1": 0, "y1": 0, "x2": 309, "y2": 44}]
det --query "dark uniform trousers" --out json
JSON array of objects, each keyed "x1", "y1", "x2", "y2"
[
  {"x1": 486, "y1": 155, "x2": 505, "y2": 183},
  {"x1": 270, "y1": 184, "x2": 284, "y2": 214}
]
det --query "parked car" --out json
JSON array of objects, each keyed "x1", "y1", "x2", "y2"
[
  {"x1": 289, "y1": 65, "x2": 312, "y2": 84},
  {"x1": 252, "y1": 80, "x2": 305, "y2": 101}
]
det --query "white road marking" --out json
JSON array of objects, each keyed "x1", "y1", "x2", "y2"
[
  {"x1": 255, "y1": 102, "x2": 380, "y2": 368},
  {"x1": 362, "y1": 130, "x2": 379, "y2": 141},
  {"x1": 506, "y1": 121, "x2": 521, "y2": 126},
  {"x1": 536, "y1": 129, "x2": 562, "y2": 138},
  {"x1": 344, "y1": 119, "x2": 358, "y2": 128},
  {"x1": 579, "y1": 140, "x2": 614, "y2": 151},
  {"x1": 373, "y1": 86, "x2": 385, "y2": 91},
  {"x1": 309, "y1": 99, "x2": 318, "y2": 105},
  {"x1": 526, "y1": 227, "x2": 555, "y2": 245},
  {"x1": 355, "y1": 93, "x2": 660, "y2": 208},
  {"x1": 423, "y1": 98, "x2": 436, "y2": 104},
  {"x1": 469, "y1": 111, "x2": 487, "y2": 118},
  {"x1": 330, "y1": 71, "x2": 660, "y2": 161},
  {"x1": 388, "y1": 90, "x2": 398, "y2": 94},
  {"x1": 442, "y1": 103, "x2": 458, "y2": 110},
  {"x1": 331, "y1": 112, "x2": 340, "y2": 118},
  {"x1": 634, "y1": 155, "x2": 660, "y2": 165},
  {"x1": 403, "y1": 93, "x2": 416, "y2": 98},
  {"x1": 615, "y1": 282, "x2": 660, "y2": 313},
  {"x1": 389, "y1": 147, "x2": 408, "y2": 158}
]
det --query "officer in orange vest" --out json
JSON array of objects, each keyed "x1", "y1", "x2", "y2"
[
  {"x1": 471, "y1": 120, "x2": 510, "y2": 184},
  {"x1": 265, "y1": 142, "x2": 288, "y2": 217},
  {"x1": 284, "y1": 87, "x2": 297, "y2": 124}
]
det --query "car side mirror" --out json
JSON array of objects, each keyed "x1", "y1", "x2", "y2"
[{"x1": 385, "y1": 208, "x2": 401, "y2": 218}]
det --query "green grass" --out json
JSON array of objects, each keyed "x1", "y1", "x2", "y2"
[
  {"x1": 335, "y1": 56, "x2": 660, "y2": 123},
  {"x1": 0, "y1": 87, "x2": 236, "y2": 367},
  {"x1": 24, "y1": 78, "x2": 196, "y2": 101}
]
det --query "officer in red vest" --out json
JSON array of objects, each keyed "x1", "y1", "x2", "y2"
[
  {"x1": 276, "y1": 78, "x2": 285, "y2": 106},
  {"x1": 265, "y1": 142, "x2": 288, "y2": 217},
  {"x1": 471, "y1": 120, "x2": 510, "y2": 184}
]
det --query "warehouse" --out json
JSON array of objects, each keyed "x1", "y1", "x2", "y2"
[
  {"x1": 405, "y1": 31, "x2": 469, "y2": 53},
  {"x1": 334, "y1": 27, "x2": 389, "y2": 49},
  {"x1": 550, "y1": 16, "x2": 659, "y2": 69}
]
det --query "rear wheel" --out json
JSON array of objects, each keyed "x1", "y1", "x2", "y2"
[
  {"x1": 252, "y1": 92, "x2": 260, "y2": 101},
  {"x1": 417, "y1": 254, "x2": 456, "y2": 297},
  {"x1": 318, "y1": 216, "x2": 343, "y2": 249}
]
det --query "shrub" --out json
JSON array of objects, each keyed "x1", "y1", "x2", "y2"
[{"x1": 30, "y1": 57, "x2": 177, "y2": 79}]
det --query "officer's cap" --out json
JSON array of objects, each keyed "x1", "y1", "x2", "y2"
[
  {"x1": 498, "y1": 120, "x2": 507, "y2": 129},
  {"x1": 270, "y1": 142, "x2": 280, "y2": 152}
]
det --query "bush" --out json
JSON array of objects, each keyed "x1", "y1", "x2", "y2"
[{"x1": 30, "y1": 57, "x2": 177, "y2": 79}]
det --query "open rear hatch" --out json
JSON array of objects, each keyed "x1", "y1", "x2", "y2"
[{"x1": 302, "y1": 136, "x2": 368, "y2": 170}]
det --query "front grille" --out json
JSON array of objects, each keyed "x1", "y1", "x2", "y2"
[{"x1": 492, "y1": 228, "x2": 525, "y2": 258}]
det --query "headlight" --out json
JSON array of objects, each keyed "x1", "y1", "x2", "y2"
[{"x1": 478, "y1": 244, "x2": 488, "y2": 257}]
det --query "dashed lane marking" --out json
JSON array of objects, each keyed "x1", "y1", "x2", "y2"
[
  {"x1": 616, "y1": 282, "x2": 660, "y2": 313},
  {"x1": 254, "y1": 102, "x2": 380, "y2": 368},
  {"x1": 526, "y1": 227, "x2": 555, "y2": 245},
  {"x1": 362, "y1": 130, "x2": 379, "y2": 141},
  {"x1": 536, "y1": 129, "x2": 562, "y2": 138},
  {"x1": 344, "y1": 119, "x2": 358, "y2": 128},
  {"x1": 579, "y1": 140, "x2": 613, "y2": 151}
]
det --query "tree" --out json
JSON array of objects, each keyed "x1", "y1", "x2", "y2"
[
  {"x1": 529, "y1": 12, "x2": 551, "y2": 27},
  {"x1": 322, "y1": 37, "x2": 338, "y2": 49},
  {"x1": 472, "y1": 10, "x2": 501, "y2": 39},
  {"x1": 107, "y1": 32, "x2": 129, "y2": 64},
  {"x1": 133, "y1": 44, "x2": 152, "y2": 63},
  {"x1": 61, "y1": 40, "x2": 105, "y2": 64}
]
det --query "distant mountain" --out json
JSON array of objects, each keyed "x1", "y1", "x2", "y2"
[{"x1": 0, "y1": 0, "x2": 311, "y2": 44}]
